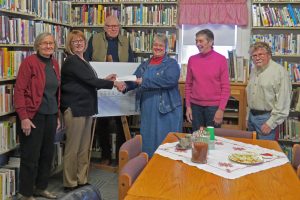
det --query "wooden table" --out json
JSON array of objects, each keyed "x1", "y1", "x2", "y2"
[{"x1": 125, "y1": 133, "x2": 300, "y2": 200}]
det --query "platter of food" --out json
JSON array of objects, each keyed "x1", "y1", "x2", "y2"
[{"x1": 229, "y1": 152, "x2": 264, "y2": 165}]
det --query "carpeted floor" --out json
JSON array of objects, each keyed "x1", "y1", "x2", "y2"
[{"x1": 17, "y1": 165, "x2": 118, "y2": 200}]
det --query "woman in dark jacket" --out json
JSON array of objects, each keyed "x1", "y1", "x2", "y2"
[{"x1": 61, "y1": 30, "x2": 124, "y2": 191}]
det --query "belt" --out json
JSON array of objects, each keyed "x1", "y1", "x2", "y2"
[{"x1": 250, "y1": 109, "x2": 271, "y2": 116}]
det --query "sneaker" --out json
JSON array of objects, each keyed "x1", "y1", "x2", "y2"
[{"x1": 34, "y1": 189, "x2": 57, "y2": 199}]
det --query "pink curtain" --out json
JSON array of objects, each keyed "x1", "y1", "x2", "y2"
[{"x1": 178, "y1": 0, "x2": 248, "y2": 26}]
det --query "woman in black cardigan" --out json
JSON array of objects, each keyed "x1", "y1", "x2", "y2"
[{"x1": 60, "y1": 30, "x2": 124, "y2": 191}]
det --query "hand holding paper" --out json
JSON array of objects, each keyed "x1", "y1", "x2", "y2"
[{"x1": 116, "y1": 75, "x2": 137, "y2": 82}]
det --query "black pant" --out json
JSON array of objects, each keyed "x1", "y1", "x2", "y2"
[
  {"x1": 19, "y1": 113, "x2": 57, "y2": 196},
  {"x1": 95, "y1": 117, "x2": 125, "y2": 161}
]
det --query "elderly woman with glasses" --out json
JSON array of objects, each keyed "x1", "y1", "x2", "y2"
[
  {"x1": 14, "y1": 32, "x2": 60, "y2": 200},
  {"x1": 124, "y1": 34, "x2": 182, "y2": 157},
  {"x1": 60, "y1": 30, "x2": 125, "y2": 191}
]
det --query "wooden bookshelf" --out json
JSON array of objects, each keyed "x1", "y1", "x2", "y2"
[{"x1": 178, "y1": 82, "x2": 247, "y2": 131}]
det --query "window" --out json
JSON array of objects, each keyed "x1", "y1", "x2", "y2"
[{"x1": 179, "y1": 24, "x2": 237, "y2": 64}]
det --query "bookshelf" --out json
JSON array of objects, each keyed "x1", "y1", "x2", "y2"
[
  {"x1": 70, "y1": 0, "x2": 178, "y2": 62},
  {"x1": 178, "y1": 82, "x2": 247, "y2": 132},
  {"x1": 0, "y1": 1, "x2": 71, "y2": 199},
  {"x1": 251, "y1": 0, "x2": 300, "y2": 161}
]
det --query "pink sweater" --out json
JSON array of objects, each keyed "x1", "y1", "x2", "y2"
[{"x1": 185, "y1": 50, "x2": 230, "y2": 111}]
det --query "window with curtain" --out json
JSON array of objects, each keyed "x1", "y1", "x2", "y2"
[
  {"x1": 178, "y1": 0, "x2": 248, "y2": 26},
  {"x1": 179, "y1": 24, "x2": 237, "y2": 64}
]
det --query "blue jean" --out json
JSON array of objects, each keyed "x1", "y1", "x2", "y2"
[
  {"x1": 248, "y1": 112, "x2": 276, "y2": 140},
  {"x1": 191, "y1": 103, "x2": 220, "y2": 131}
]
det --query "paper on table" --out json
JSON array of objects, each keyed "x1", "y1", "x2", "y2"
[{"x1": 116, "y1": 75, "x2": 137, "y2": 81}]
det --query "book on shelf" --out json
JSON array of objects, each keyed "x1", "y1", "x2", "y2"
[
  {"x1": 253, "y1": 4, "x2": 300, "y2": 27},
  {"x1": 227, "y1": 50, "x2": 249, "y2": 83},
  {"x1": 72, "y1": 4, "x2": 120, "y2": 26},
  {"x1": 278, "y1": 118, "x2": 300, "y2": 141},
  {"x1": 291, "y1": 87, "x2": 300, "y2": 111},
  {"x1": 0, "y1": 117, "x2": 17, "y2": 154},
  {"x1": 0, "y1": 168, "x2": 15, "y2": 200}
]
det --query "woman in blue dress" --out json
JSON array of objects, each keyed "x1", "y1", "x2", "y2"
[{"x1": 126, "y1": 34, "x2": 182, "y2": 157}]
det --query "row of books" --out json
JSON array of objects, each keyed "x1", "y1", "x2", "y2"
[
  {"x1": 122, "y1": 5, "x2": 177, "y2": 26},
  {"x1": 0, "y1": 16, "x2": 35, "y2": 45},
  {"x1": 35, "y1": 21, "x2": 69, "y2": 47},
  {"x1": 0, "y1": 157, "x2": 20, "y2": 200},
  {"x1": 286, "y1": 63, "x2": 300, "y2": 83},
  {"x1": 252, "y1": 33, "x2": 300, "y2": 55},
  {"x1": 0, "y1": 0, "x2": 71, "y2": 24},
  {"x1": 0, "y1": 16, "x2": 69, "y2": 47},
  {"x1": 0, "y1": 117, "x2": 17, "y2": 154},
  {"x1": 227, "y1": 50, "x2": 249, "y2": 83},
  {"x1": 252, "y1": 4, "x2": 300, "y2": 27},
  {"x1": 252, "y1": 34, "x2": 300, "y2": 55},
  {"x1": 0, "y1": 168, "x2": 16, "y2": 200},
  {"x1": 278, "y1": 117, "x2": 300, "y2": 142},
  {"x1": 0, "y1": 84, "x2": 14, "y2": 115},
  {"x1": 0, "y1": 48, "x2": 65, "y2": 79},
  {"x1": 72, "y1": 5, "x2": 121, "y2": 26},
  {"x1": 127, "y1": 30, "x2": 176, "y2": 53},
  {"x1": 0, "y1": 48, "x2": 34, "y2": 79},
  {"x1": 34, "y1": 0, "x2": 71, "y2": 24},
  {"x1": 291, "y1": 87, "x2": 300, "y2": 112}
]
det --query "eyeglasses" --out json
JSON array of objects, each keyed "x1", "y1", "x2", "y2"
[
  {"x1": 71, "y1": 40, "x2": 84, "y2": 45},
  {"x1": 251, "y1": 53, "x2": 268, "y2": 59},
  {"x1": 40, "y1": 42, "x2": 55, "y2": 47},
  {"x1": 105, "y1": 24, "x2": 119, "y2": 29}
]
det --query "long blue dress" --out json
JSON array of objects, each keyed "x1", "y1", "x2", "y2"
[{"x1": 133, "y1": 56, "x2": 183, "y2": 157}]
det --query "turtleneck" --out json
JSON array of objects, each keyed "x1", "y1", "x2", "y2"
[
  {"x1": 149, "y1": 55, "x2": 164, "y2": 65},
  {"x1": 37, "y1": 53, "x2": 52, "y2": 64},
  {"x1": 199, "y1": 49, "x2": 214, "y2": 58}
]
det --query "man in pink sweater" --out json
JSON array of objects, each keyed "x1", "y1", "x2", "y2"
[{"x1": 185, "y1": 29, "x2": 230, "y2": 131}]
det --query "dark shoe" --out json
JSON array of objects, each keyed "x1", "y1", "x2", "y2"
[
  {"x1": 21, "y1": 196, "x2": 36, "y2": 200},
  {"x1": 77, "y1": 183, "x2": 90, "y2": 188},
  {"x1": 34, "y1": 189, "x2": 57, "y2": 199},
  {"x1": 64, "y1": 186, "x2": 77, "y2": 193}
]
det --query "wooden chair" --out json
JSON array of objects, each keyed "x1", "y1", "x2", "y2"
[
  {"x1": 119, "y1": 135, "x2": 148, "y2": 172},
  {"x1": 292, "y1": 144, "x2": 300, "y2": 178},
  {"x1": 118, "y1": 154, "x2": 148, "y2": 200},
  {"x1": 214, "y1": 128, "x2": 257, "y2": 139}
]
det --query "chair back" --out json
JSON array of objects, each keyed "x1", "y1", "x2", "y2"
[
  {"x1": 215, "y1": 128, "x2": 256, "y2": 139},
  {"x1": 119, "y1": 135, "x2": 142, "y2": 171},
  {"x1": 118, "y1": 154, "x2": 148, "y2": 200},
  {"x1": 292, "y1": 144, "x2": 300, "y2": 178}
]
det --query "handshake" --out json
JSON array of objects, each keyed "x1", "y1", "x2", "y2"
[{"x1": 105, "y1": 74, "x2": 143, "y2": 92}]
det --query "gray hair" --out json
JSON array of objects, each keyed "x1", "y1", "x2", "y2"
[
  {"x1": 249, "y1": 41, "x2": 272, "y2": 56},
  {"x1": 34, "y1": 32, "x2": 57, "y2": 52},
  {"x1": 152, "y1": 33, "x2": 169, "y2": 52},
  {"x1": 195, "y1": 29, "x2": 214, "y2": 45}
]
